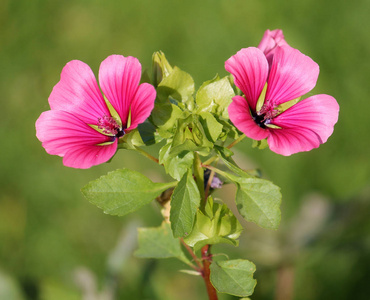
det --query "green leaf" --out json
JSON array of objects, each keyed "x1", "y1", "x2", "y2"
[
  {"x1": 170, "y1": 169, "x2": 201, "y2": 238},
  {"x1": 199, "y1": 112, "x2": 223, "y2": 142},
  {"x1": 252, "y1": 139, "x2": 268, "y2": 149},
  {"x1": 210, "y1": 259, "x2": 257, "y2": 297},
  {"x1": 150, "y1": 102, "x2": 184, "y2": 137},
  {"x1": 135, "y1": 223, "x2": 191, "y2": 266},
  {"x1": 212, "y1": 168, "x2": 281, "y2": 229},
  {"x1": 167, "y1": 114, "x2": 213, "y2": 157},
  {"x1": 196, "y1": 75, "x2": 235, "y2": 118},
  {"x1": 172, "y1": 114, "x2": 213, "y2": 150},
  {"x1": 157, "y1": 66, "x2": 195, "y2": 109},
  {"x1": 137, "y1": 121, "x2": 163, "y2": 145},
  {"x1": 118, "y1": 128, "x2": 144, "y2": 149},
  {"x1": 135, "y1": 222, "x2": 189, "y2": 264},
  {"x1": 81, "y1": 169, "x2": 177, "y2": 216},
  {"x1": 170, "y1": 139, "x2": 210, "y2": 157},
  {"x1": 159, "y1": 142, "x2": 194, "y2": 181},
  {"x1": 235, "y1": 177, "x2": 281, "y2": 229},
  {"x1": 217, "y1": 148, "x2": 250, "y2": 178}
]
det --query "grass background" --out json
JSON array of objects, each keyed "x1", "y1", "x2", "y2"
[{"x1": 1, "y1": 0, "x2": 369, "y2": 299}]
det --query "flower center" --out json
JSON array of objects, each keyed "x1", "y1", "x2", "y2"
[
  {"x1": 97, "y1": 115, "x2": 125, "y2": 138},
  {"x1": 252, "y1": 103, "x2": 279, "y2": 128}
]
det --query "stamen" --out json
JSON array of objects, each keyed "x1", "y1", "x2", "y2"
[
  {"x1": 97, "y1": 115, "x2": 121, "y2": 136},
  {"x1": 253, "y1": 103, "x2": 280, "y2": 128}
]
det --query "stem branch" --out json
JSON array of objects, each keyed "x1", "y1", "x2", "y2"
[
  {"x1": 226, "y1": 134, "x2": 246, "y2": 149},
  {"x1": 134, "y1": 146, "x2": 160, "y2": 164},
  {"x1": 180, "y1": 238, "x2": 203, "y2": 271}
]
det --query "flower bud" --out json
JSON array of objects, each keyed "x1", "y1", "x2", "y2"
[
  {"x1": 152, "y1": 51, "x2": 173, "y2": 87},
  {"x1": 258, "y1": 29, "x2": 289, "y2": 65}
]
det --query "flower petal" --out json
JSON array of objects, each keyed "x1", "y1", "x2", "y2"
[
  {"x1": 257, "y1": 29, "x2": 289, "y2": 66},
  {"x1": 267, "y1": 94, "x2": 339, "y2": 155},
  {"x1": 127, "y1": 83, "x2": 156, "y2": 130},
  {"x1": 48, "y1": 60, "x2": 109, "y2": 125},
  {"x1": 99, "y1": 55, "x2": 142, "y2": 127},
  {"x1": 63, "y1": 141, "x2": 118, "y2": 169},
  {"x1": 225, "y1": 47, "x2": 269, "y2": 111},
  {"x1": 228, "y1": 95, "x2": 269, "y2": 140},
  {"x1": 266, "y1": 46, "x2": 319, "y2": 106},
  {"x1": 36, "y1": 110, "x2": 117, "y2": 168}
]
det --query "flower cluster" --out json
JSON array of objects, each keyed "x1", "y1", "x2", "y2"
[{"x1": 36, "y1": 29, "x2": 339, "y2": 167}]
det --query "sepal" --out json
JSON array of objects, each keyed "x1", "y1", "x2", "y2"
[{"x1": 183, "y1": 196, "x2": 243, "y2": 252}]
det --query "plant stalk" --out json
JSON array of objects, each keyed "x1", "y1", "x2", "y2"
[
  {"x1": 134, "y1": 146, "x2": 160, "y2": 164},
  {"x1": 226, "y1": 134, "x2": 246, "y2": 149},
  {"x1": 201, "y1": 245, "x2": 218, "y2": 300}
]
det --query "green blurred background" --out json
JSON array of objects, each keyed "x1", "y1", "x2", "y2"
[{"x1": 1, "y1": 0, "x2": 369, "y2": 299}]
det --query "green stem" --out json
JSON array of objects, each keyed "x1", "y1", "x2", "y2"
[
  {"x1": 203, "y1": 155, "x2": 217, "y2": 166},
  {"x1": 202, "y1": 164, "x2": 228, "y2": 178},
  {"x1": 226, "y1": 134, "x2": 246, "y2": 149},
  {"x1": 193, "y1": 152, "x2": 206, "y2": 209},
  {"x1": 134, "y1": 146, "x2": 160, "y2": 164}
]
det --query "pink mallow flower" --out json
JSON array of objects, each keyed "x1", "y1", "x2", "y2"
[
  {"x1": 36, "y1": 55, "x2": 156, "y2": 168},
  {"x1": 258, "y1": 29, "x2": 289, "y2": 66},
  {"x1": 226, "y1": 46, "x2": 339, "y2": 156}
]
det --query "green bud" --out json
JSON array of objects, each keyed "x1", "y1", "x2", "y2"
[
  {"x1": 184, "y1": 196, "x2": 243, "y2": 250},
  {"x1": 152, "y1": 51, "x2": 173, "y2": 87}
]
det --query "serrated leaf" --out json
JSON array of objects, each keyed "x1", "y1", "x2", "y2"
[
  {"x1": 235, "y1": 177, "x2": 281, "y2": 229},
  {"x1": 214, "y1": 170, "x2": 281, "y2": 229},
  {"x1": 135, "y1": 222, "x2": 188, "y2": 264},
  {"x1": 170, "y1": 169, "x2": 201, "y2": 238},
  {"x1": 81, "y1": 169, "x2": 177, "y2": 216},
  {"x1": 210, "y1": 259, "x2": 257, "y2": 297}
]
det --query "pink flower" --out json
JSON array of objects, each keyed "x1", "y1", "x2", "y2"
[
  {"x1": 258, "y1": 29, "x2": 289, "y2": 66},
  {"x1": 226, "y1": 46, "x2": 339, "y2": 156},
  {"x1": 36, "y1": 55, "x2": 156, "y2": 168}
]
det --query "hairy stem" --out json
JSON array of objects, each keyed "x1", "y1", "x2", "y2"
[{"x1": 201, "y1": 245, "x2": 218, "y2": 300}]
